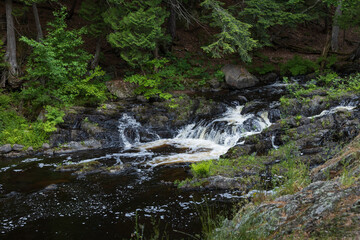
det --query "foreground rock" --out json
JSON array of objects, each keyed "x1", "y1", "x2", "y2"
[
  {"x1": 211, "y1": 180, "x2": 360, "y2": 239},
  {"x1": 209, "y1": 132, "x2": 360, "y2": 239}
]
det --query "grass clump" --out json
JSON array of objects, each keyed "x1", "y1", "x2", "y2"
[{"x1": 207, "y1": 204, "x2": 273, "y2": 240}]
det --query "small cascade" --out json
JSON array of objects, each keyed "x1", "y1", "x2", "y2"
[
  {"x1": 309, "y1": 105, "x2": 356, "y2": 119},
  {"x1": 136, "y1": 105, "x2": 272, "y2": 166},
  {"x1": 175, "y1": 106, "x2": 270, "y2": 147},
  {"x1": 118, "y1": 114, "x2": 160, "y2": 149}
]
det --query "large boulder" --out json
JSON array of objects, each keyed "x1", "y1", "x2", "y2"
[
  {"x1": 222, "y1": 64, "x2": 259, "y2": 89},
  {"x1": 106, "y1": 79, "x2": 137, "y2": 99}
]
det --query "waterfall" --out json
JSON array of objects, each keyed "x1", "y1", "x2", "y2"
[
  {"x1": 175, "y1": 106, "x2": 270, "y2": 146},
  {"x1": 131, "y1": 105, "x2": 271, "y2": 166},
  {"x1": 118, "y1": 114, "x2": 160, "y2": 149}
]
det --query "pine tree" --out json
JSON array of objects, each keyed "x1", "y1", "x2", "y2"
[
  {"x1": 104, "y1": 0, "x2": 170, "y2": 68},
  {"x1": 200, "y1": 0, "x2": 257, "y2": 62}
]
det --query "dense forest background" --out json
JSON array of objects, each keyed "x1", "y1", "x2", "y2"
[{"x1": 0, "y1": 0, "x2": 360, "y2": 148}]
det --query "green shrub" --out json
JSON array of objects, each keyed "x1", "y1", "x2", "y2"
[
  {"x1": 20, "y1": 7, "x2": 108, "y2": 110},
  {"x1": 0, "y1": 92, "x2": 64, "y2": 148},
  {"x1": 191, "y1": 160, "x2": 213, "y2": 178},
  {"x1": 280, "y1": 55, "x2": 318, "y2": 76}
]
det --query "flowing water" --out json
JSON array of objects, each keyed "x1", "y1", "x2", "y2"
[{"x1": 1, "y1": 82, "x2": 356, "y2": 239}]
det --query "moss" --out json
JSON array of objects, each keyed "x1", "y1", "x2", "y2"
[{"x1": 56, "y1": 160, "x2": 101, "y2": 174}]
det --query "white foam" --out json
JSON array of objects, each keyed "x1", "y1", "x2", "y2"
[{"x1": 309, "y1": 105, "x2": 356, "y2": 119}]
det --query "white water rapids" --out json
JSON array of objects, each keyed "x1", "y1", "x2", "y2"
[{"x1": 118, "y1": 106, "x2": 271, "y2": 166}]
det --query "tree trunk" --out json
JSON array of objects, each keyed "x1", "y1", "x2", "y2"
[
  {"x1": 4, "y1": 0, "x2": 19, "y2": 87},
  {"x1": 320, "y1": 31, "x2": 331, "y2": 71},
  {"x1": 167, "y1": 0, "x2": 177, "y2": 41},
  {"x1": 331, "y1": 2, "x2": 342, "y2": 52},
  {"x1": 32, "y1": 3, "x2": 43, "y2": 41},
  {"x1": 349, "y1": 43, "x2": 360, "y2": 61},
  {"x1": 66, "y1": 0, "x2": 78, "y2": 20},
  {"x1": 91, "y1": 38, "x2": 101, "y2": 69}
]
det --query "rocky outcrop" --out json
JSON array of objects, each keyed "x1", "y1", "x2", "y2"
[
  {"x1": 212, "y1": 179, "x2": 360, "y2": 239},
  {"x1": 222, "y1": 64, "x2": 259, "y2": 89},
  {"x1": 210, "y1": 133, "x2": 360, "y2": 239}
]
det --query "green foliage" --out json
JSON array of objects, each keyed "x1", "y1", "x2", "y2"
[
  {"x1": 0, "y1": 92, "x2": 64, "y2": 148},
  {"x1": 200, "y1": 0, "x2": 257, "y2": 62},
  {"x1": 125, "y1": 58, "x2": 179, "y2": 99},
  {"x1": 270, "y1": 143, "x2": 310, "y2": 196},
  {"x1": 190, "y1": 160, "x2": 213, "y2": 178},
  {"x1": 239, "y1": 0, "x2": 310, "y2": 46},
  {"x1": 282, "y1": 73, "x2": 360, "y2": 105},
  {"x1": 41, "y1": 106, "x2": 65, "y2": 133},
  {"x1": 280, "y1": 55, "x2": 318, "y2": 76},
  {"x1": 339, "y1": 165, "x2": 357, "y2": 188},
  {"x1": 207, "y1": 205, "x2": 271, "y2": 240},
  {"x1": 105, "y1": 0, "x2": 170, "y2": 68},
  {"x1": 125, "y1": 54, "x2": 221, "y2": 99},
  {"x1": 0, "y1": 40, "x2": 7, "y2": 71},
  {"x1": 79, "y1": 0, "x2": 107, "y2": 37},
  {"x1": 20, "y1": 7, "x2": 108, "y2": 110}
]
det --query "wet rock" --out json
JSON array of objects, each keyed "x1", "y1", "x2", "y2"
[
  {"x1": 268, "y1": 109, "x2": 281, "y2": 123},
  {"x1": 136, "y1": 95, "x2": 149, "y2": 103},
  {"x1": 222, "y1": 64, "x2": 259, "y2": 90},
  {"x1": 259, "y1": 72, "x2": 278, "y2": 84},
  {"x1": 5, "y1": 191, "x2": 20, "y2": 198},
  {"x1": 241, "y1": 101, "x2": 268, "y2": 115},
  {"x1": 56, "y1": 160, "x2": 101, "y2": 174},
  {"x1": 0, "y1": 144, "x2": 12, "y2": 153},
  {"x1": 208, "y1": 78, "x2": 222, "y2": 89},
  {"x1": 12, "y1": 144, "x2": 24, "y2": 151},
  {"x1": 106, "y1": 79, "x2": 137, "y2": 99},
  {"x1": 149, "y1": 115, "x2": 169, "y2": 128},
  {"x1": 81, "y1": 121, "x2": 104, "y2": 135},
  {"x1": 43, "y1": 184, "x2": 58, "y2": 192},
  {"x1": 44, "y1": 149, "x2": 54, "y2": 156},
  {"x1": 49, "y1": 134, "x2": 69, "y2": 147},
  {"x1": 302, "y1": 95, "x2": 328, "y2": 116},
  {"x1": 55, "y1": 139, "x2": 102, "y2": 154},
  {"x1": 27, "y1": 146, "x2": 34, "y2": 152},
  {"x1": 221, "y1": 145, "x2": 254, "y2": 159},
  {"x1": 207, "y1": 176, "x2": 247, "y2": 190},
  {"x1": 42, "y1": 143, "x2": 50, "y2": 149}
]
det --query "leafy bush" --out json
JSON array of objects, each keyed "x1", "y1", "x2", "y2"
[
  {"x1": 0, "y1": 91, "x2": 65, "y2": 148},
  {"x1": 20, "y1": 7, "x2": 108, "y2": 110},
  {"x1": 280, "y1": 55, "x2": 318, "y2": 76}
]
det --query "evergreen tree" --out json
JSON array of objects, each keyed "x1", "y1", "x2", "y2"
[
  {"x1": 200, "y1": 0, "x2": 257, "y2": 62},
  {"x1": 104, "y1": 0, "x2": 170, "y2": 68}
]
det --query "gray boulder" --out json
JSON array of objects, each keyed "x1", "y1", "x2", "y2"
[
  {"x1": 0, "y1": 144, "x2": 12, "y2": 153},
  {"x1": 12, "y1": 144, "x2": 24, "y2": 151},
  {"x1": 106, "y1": 79, "x2": 137, "y2": 99},
  {"x1": 222, "y1": 64, "x2": 259, "y2": 89}
]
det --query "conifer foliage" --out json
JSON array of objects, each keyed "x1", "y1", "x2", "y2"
[
  {"x1": 105, "y1": 0, "x2": 170, "y2": 68},
  {"x1": 200, "y1": 0, "x2": 257, "y2": 62}
]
